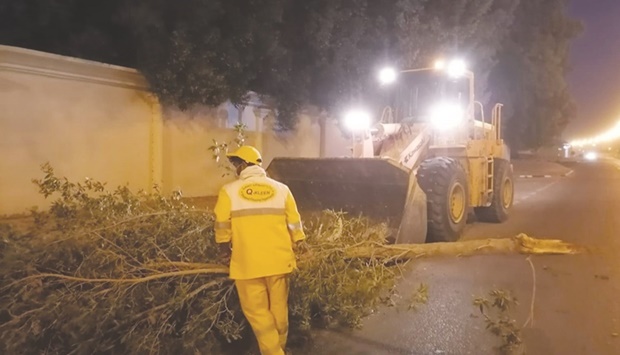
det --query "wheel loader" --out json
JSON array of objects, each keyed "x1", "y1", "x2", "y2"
[{"x1": 267, "y1": 59, "x2": 514, "y2": 243}]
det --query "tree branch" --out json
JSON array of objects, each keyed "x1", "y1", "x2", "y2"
[{"x1": 6, "y1": 266, "x2": 229, "y2": 289}]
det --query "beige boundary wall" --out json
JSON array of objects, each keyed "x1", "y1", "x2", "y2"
[{"x1": 0, "y1": 45, "x2": 349, "y2": 215}]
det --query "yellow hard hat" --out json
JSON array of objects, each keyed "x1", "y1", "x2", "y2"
[{"x1": 227, "y1": 145, "x2": 263, "y2": 166}]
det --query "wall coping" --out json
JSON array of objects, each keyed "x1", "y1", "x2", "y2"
[
  {"x1": 0, "y1": 45, "x2": 326, "y2": 115},
  {"x1": 0, "y1": 45, "x2": 148, "y2": 90}
]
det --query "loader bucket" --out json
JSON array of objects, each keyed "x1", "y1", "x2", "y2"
[{"x1": 267, "y1": 158, "x2": 427, "y2": 243}]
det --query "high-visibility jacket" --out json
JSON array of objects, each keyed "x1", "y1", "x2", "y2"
[{"x1": 214, "y1": 165, "x2": 306, "y2": 280}]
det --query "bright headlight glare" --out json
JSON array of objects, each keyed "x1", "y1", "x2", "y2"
[
  {"x1": 344, "y1": 109, "x2": 371, "y2": 131},
  {"x1": 584, "y1": 151, "x2": 598, "y2": 161},
  {"x1": 379, "y1": 67, "x2": 397, "y2": 85},
  {"x1": 447, "y1": 59, "x2": 467, "y2": 78},
  {"x1": 429, "y1": 103, "x2": 464, "y2": 130}
]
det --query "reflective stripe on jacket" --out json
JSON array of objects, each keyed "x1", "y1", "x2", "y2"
[{"x1": 214, "y1": 165, "x2": 305, "y2": 280}]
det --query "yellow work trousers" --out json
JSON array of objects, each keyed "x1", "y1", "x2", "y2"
[{"x1": 235, "y1": 274, "x2": 289, "y2": 355}]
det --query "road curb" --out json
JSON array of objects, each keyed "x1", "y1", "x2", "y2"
[{"x1": 518, "y1": 170, "x2": 574, "y2": 179}]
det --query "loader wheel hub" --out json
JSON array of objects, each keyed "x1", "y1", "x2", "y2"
[
  {"x1": 449, "y1": 182, "x2": 466, "y2": 223},
  {"x1": 502, "y1": 178, "x2": 514, "y2": 209}
]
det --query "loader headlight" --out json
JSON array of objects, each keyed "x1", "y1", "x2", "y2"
[
  {"x1": 378, "y1": 67, "x2": 397, "y2": 85},
  {"x1": 447, "y1": 59, "x2": 467, "y2": 78},
  {"x1": 429, "y1": 102, "x2": 464, "y2": 130},
  {"x1": 584, "y1": 151, "x2": 598, "y2": 161},
  {"x1": 344, "y1": 109, "x2": 371, "y2": 131}
]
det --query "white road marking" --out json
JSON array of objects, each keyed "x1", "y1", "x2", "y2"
[
  {"x1": 518, "y1": 170, "x2": 573, "y2": 179},
  {"x1": 513, "y1": 179, "x2": 561, "y2": 206}
]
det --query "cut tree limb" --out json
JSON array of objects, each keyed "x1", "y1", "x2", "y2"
[
  {"x1": 8, "y1": 235, "x2": 581, "y2": 288},
  {"x1": 345, "y1": 234, "x2": 583, "y2": 260},
  {"x1": 5, "y1": 268, "x2": 230, "y2": 288}
]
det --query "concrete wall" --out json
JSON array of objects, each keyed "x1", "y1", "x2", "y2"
[
  {"x1": 0, "y1": 45, "x2": 157, "y2": 215},
  {"x1": 161, "y1": 106, "x2": 258, "y2": 197},
  {"x1": 0, "y1": 45, "x2": 350, "y2": 215},
  {"x1": 160, "y1": 106, "x2": 349, "y2": 198}
]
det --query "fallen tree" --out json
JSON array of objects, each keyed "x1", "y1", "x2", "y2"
[
  {"x1": 0, "y1": 165, "x2": 401, "y2": 354},
  {"x1": 346, "y1": 234, "x2": 583, "y2": 260},
  {"x1": 0, "y1": 165, "x2": 582, "y2": 354}
]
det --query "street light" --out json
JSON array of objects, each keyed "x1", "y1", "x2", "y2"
[{"x1": 571, "y1": 119, "x2": 620, "y2": 148}]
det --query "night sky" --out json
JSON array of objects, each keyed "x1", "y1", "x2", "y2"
[{"x1": 566, "y1": 0, "x2": 620, "y2": 139}]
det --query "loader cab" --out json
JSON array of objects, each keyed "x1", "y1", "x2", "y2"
[{"x1": 381, "y1": 69, "x2": 472, "y2": 125}]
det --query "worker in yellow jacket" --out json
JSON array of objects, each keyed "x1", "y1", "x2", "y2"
[{"x1": 214, "y1": 145, "x2": 305, "y2": 355}]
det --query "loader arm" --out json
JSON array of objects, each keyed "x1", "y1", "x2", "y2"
[{"x1": 373, "y1": 123, "x2": 432, "y2": 171}]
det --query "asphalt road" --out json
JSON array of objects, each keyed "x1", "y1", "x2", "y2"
[{"x1": 299, "y1": 158, "x2": 620, "y2": 355}]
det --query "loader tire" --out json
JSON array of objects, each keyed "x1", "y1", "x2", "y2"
[
  {"x1": 474, "y1": 159, "x2": 514, "y2": 223},
  {"x1": 417, "y1": 157, "x2": 468, "y2": 242}
]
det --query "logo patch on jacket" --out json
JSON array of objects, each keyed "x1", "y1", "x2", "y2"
[{"x1": 240, "y1": 183, "x2": 276, "y2": 202}]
